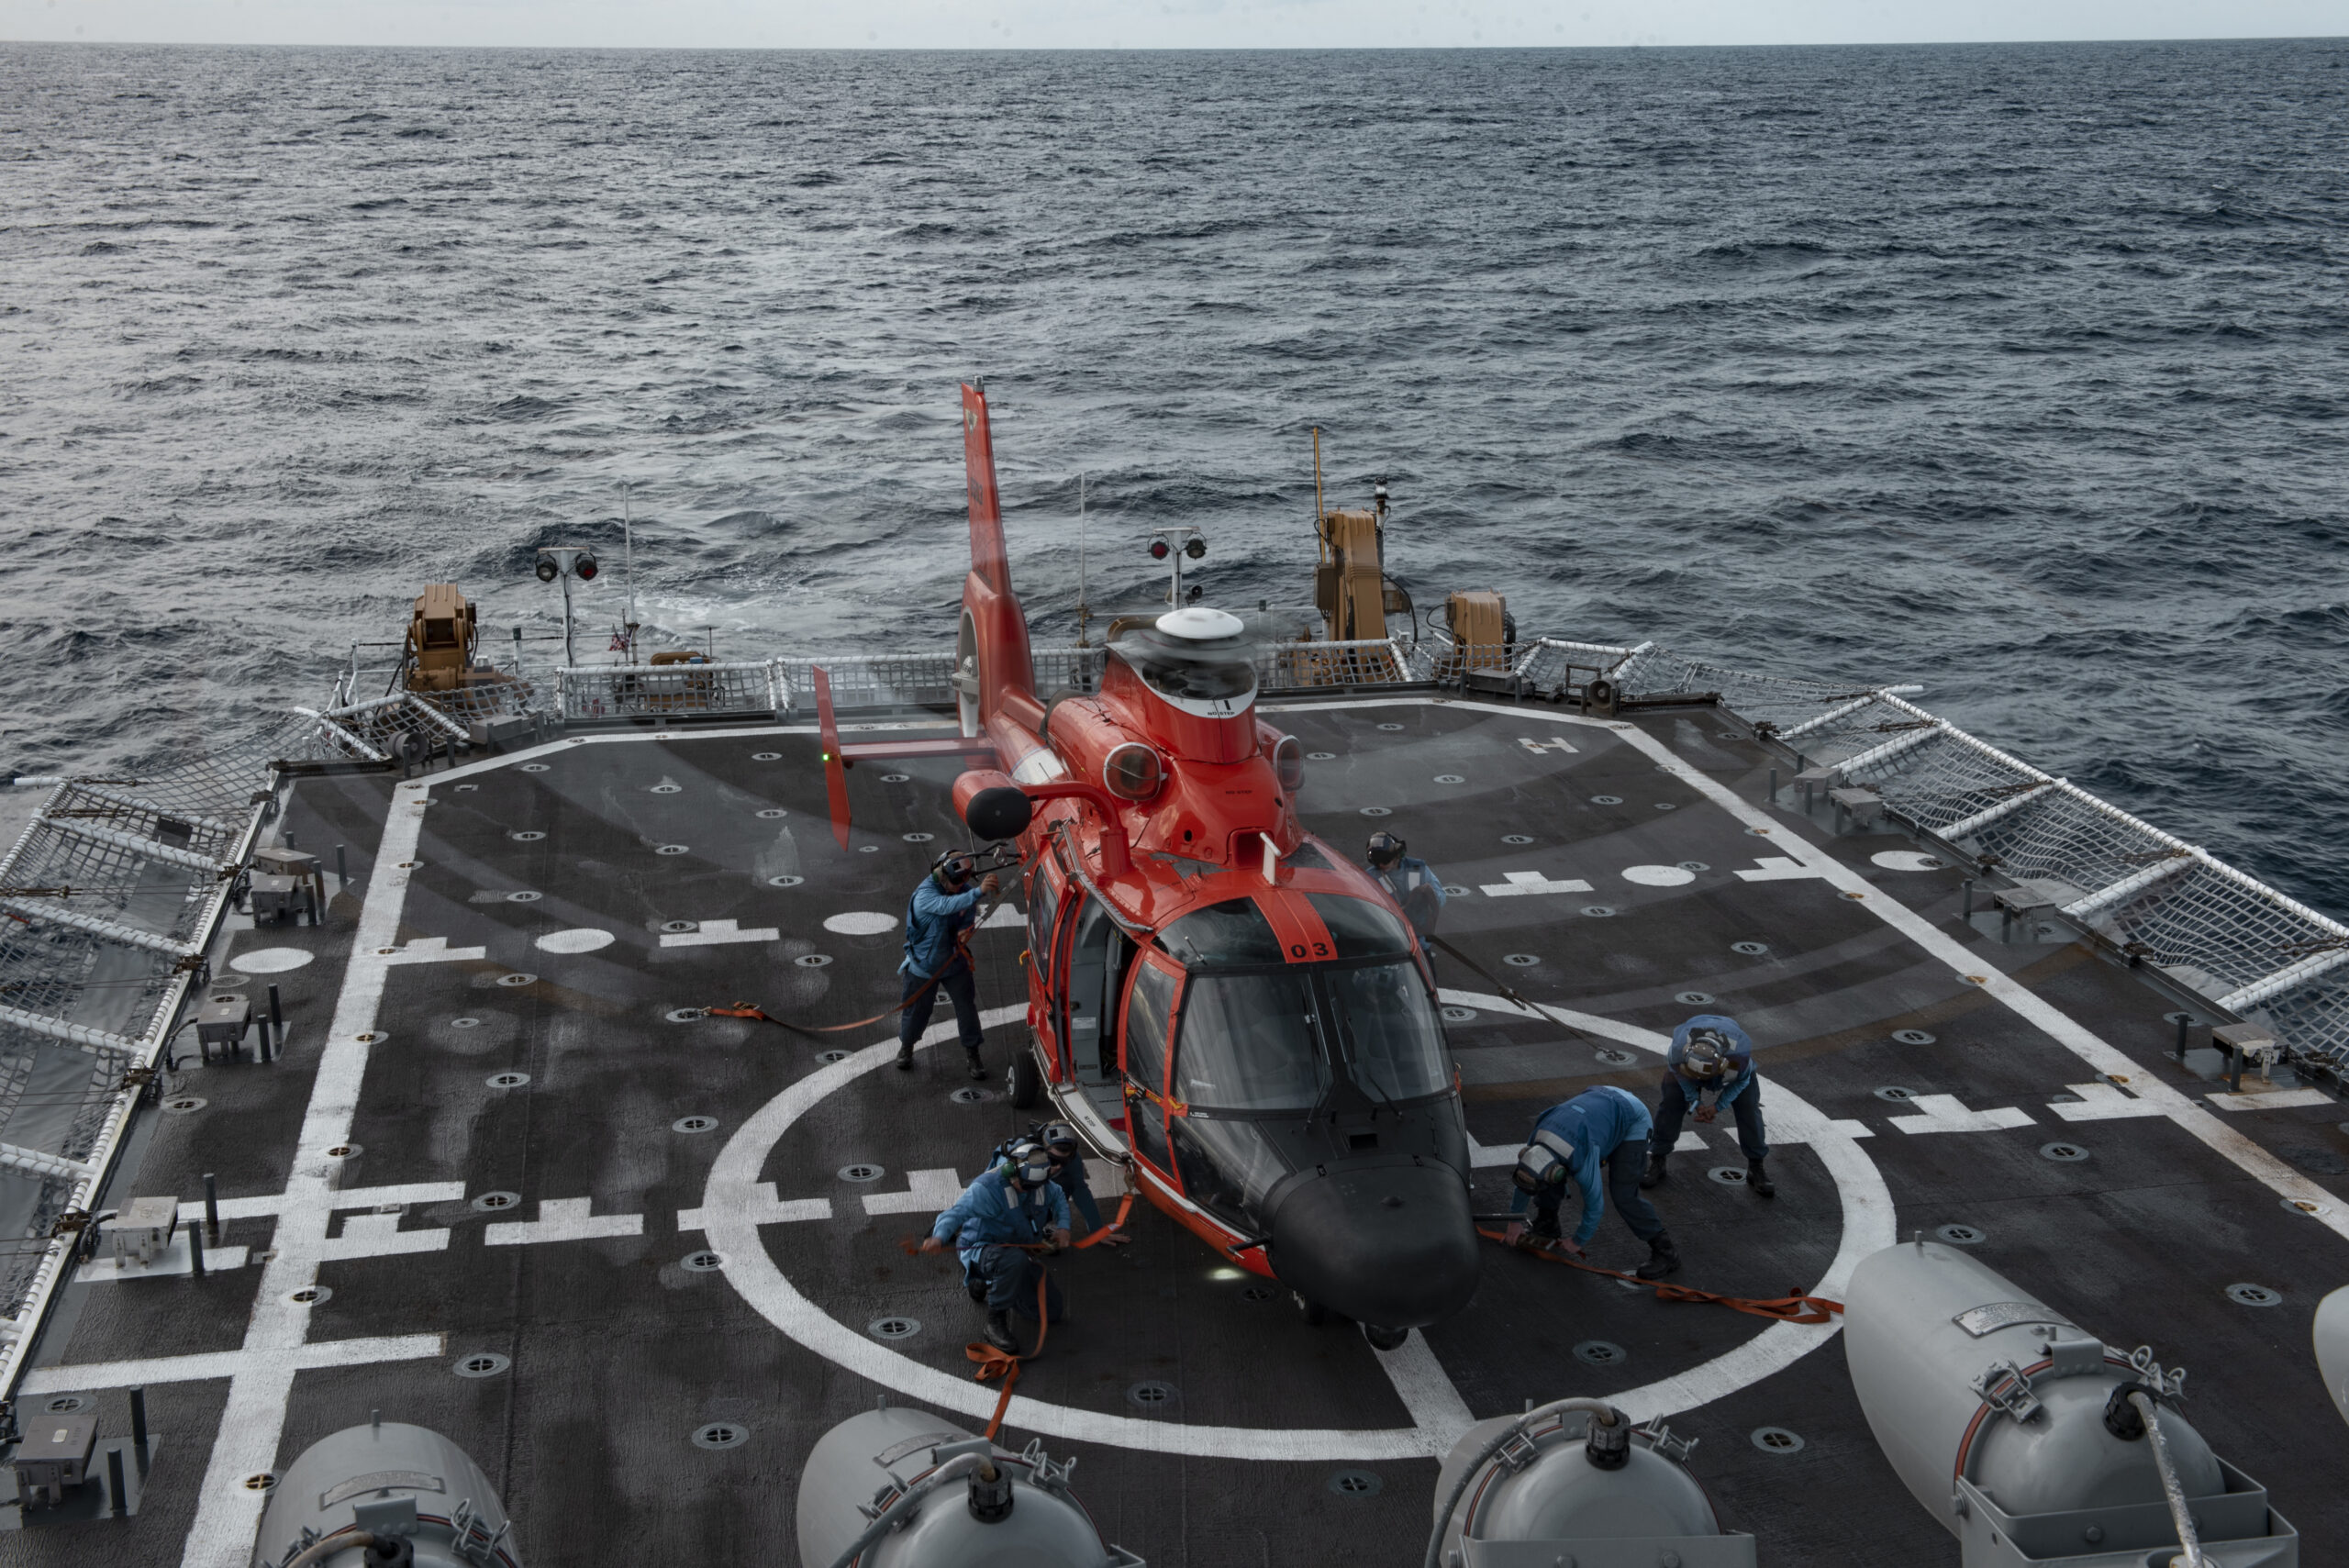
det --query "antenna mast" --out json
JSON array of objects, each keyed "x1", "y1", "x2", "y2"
[
  {"x1": 1075, "y1": 473, "x2": 1092, "y2": 649},
  {"x1": 622, "y1": 484, "x2": 639, "y2": 665}
]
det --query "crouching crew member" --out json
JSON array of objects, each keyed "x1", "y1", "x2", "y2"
[
  {"x1": 921, "y1": 1139, "x2": 1071, "y2": 1353},
  {"x1": 1644, "y1": 1015, "x2": 1772, "y2": 1197},
  {"x1": 895, "y1": 851, "x2": 1000, "y2": 1079},
  {"x1": 1041, "y1": 1122, "x2": 1131, "y2": 1247},
  {"x1": 1506, "y1": 1084, "x2": 1680, "y2": 1279},
  {"x1": 1366, "y1": 831, "x2": 1446, "y2": 940}
]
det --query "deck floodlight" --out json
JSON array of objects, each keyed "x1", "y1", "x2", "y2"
[{"x1": 1184, "y1": 538, "x2": 1207, "y2": 561}]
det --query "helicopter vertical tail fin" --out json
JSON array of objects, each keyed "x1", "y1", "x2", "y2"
[{"x1": 960, "y1": 383, "x2": 1040, "y2": 730}]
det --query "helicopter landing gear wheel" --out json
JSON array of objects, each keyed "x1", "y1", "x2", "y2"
[
  {"x1": 1008, "y1": 1045, "x2": 1041, "y2": 1110},
  {"x1": 1293, "y1": 1292, "x2": 1327, "y2": 1327},
  {"x1": 1360, "y1": 1323, "x2": 1409, "y2": 1351}
]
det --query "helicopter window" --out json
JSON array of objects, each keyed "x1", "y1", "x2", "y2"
[
  {"x1": 1326, "y1": 961, "x2": 1450, "y2": 1102},
  {"x1": 1173, "y1": 972, "x2": 1330, "y2": 1111},
  {"x1": 1303, "y1": 894, "x2": 1411, "y2": 959},
  {"x1": 1028, "y1": 869, "x2": 1059, "y2": 986},
  {"x1": 1286, "y1": 841, "x2": 1335, "y2": 872},
  {"x1": 1161, "y1": 898, "x2": 1286, "y2": 968},
  {"x1": 1168, "y1": 1117, "x2": 1277, "y2": 1226},
  {"x1": 1122, "y1": 959, "x2": 1177, "y2": 1096},
  {"x1": 1112, "y1": 639, "x2": 1259, "y2": 704}
]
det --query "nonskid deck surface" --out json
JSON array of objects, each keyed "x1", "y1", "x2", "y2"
[{"x1": 14, "y1": 696, "x2": 2348, "y2": 1565}]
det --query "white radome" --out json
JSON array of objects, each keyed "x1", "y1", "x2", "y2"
[{"x1": 1155, "y1": 606, "x2": 1245, "y2": 641}]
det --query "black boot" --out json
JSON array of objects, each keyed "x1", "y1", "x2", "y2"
[
  {"x1": 983, "y1": 1309, "x2": 1019, "y2": 1354},
  {"x1": 1747, "y1": 1158, "x2": 1776, "y2": 1198},
  {"x1": 965, "y1": 1050, "x2": 987, "y2": 1082},
  {"x1": 894, "y1": 1042, "x2": 914, "y2": 1072},
  {"x1": 1640, "y1": 1151, "x2": 1668, "y2": 1189},
  {"x1": 1634, "y1": 1230, "x2": 1682, "y2": 1280},
  {"x1": 1526, "y1": 1208, "x2": 1562, "y2": 1241}
]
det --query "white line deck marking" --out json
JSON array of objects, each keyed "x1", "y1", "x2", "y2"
[
  {"x1": 483, "y1": 1197, "x2": 644, "y2": 1246},
  {"x1": 320, "y1": 1213, "x2": 451, "y2": 1261},
  {"x1": 75, "y1": 1235, "x2": 249, "y2": 1282},
  {"x1": 22, "y1": 1335, "x2": 445, "y2": 1396},
  {"x1": 980, "y1": 903, "x2": 1025, "y2": 929},
  {"x1": 2047, "y1": 1084, "x2": 2165, "y2": 1122},
  {"x1": 1675, "y1": 1131, "x2": 1709, "y2": 1152},
  {"x1": 1372, "y1": 1329, "x2": 1475, "y2": 1448},
  {"x1": 1477, "y1": 870, "x2": 1595, "y2": 897},
  {"x1": 658, "y1": 918, "x2": 778, "y2": 948},
  {"x1": 2209, "y1": 1086, "x2": 2336, "y2": 1112},
  {"x1": 1733, "y1": 856, "x2": 1825, "y2": 883},
  {"x1": 176, "y1": 1181, "x2": 466, "y2": 1226},
  {"x1": 675, "y1": 1185, "x2": 832, "y2": 1232},
  {"x1": 861, "y1": 1169, "x2": 965, "y2": 1216},
  {"x1": 1887, "y1": 1095, "x2": 2037, "y2": 1135},
  {"x1": 1516, "y1": 737, "x2": 1577, "y2": 754},
  {"x1": 383, "y1": 936, "x2": 488, "y2": 964}
]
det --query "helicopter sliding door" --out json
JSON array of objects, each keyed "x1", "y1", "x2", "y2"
[
  {"x1": 1063, "y1": 895, "x2": 1132, "y2": 1083},
  {"x1": 1119, "y1": 954, "x2": 1180, "y2": 1173},
  {"x1": 1026, "y1": 863, "x2": 1063, "y2": 1075}
]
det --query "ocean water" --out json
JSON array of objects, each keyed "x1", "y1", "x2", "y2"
[{"x1": 2, "y1": 40, "x2": 2346, "y2": 910}]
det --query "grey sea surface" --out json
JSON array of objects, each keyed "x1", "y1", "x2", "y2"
[{"x1": 2, "y1": 41, "x2": 2345, "y2": 909}]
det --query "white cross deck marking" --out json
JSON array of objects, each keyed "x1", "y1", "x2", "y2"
[
  {"x1": 383, "y1": 936, "x2": 488, "y2": 964},
  {"x1": 862, "y1": 1168, "x2": 966, "y2": 1216},
  {"x1": 2209, "y1": 1086, "x2": 2336, "y2": 1112},
  {"x1": 980, "y1": 903, "x2": 1025, "y2": 929},
  {"x1": 2047, "y1": 1083, "x2": 2165, "y2": 1122},
  {"x1": 320, "y1": 1213, "x2": 451, "y2": 1261},
  {"x1": 1734, "y1": 857, "x2": 1825, "y2": 883},
  {"x1": 675, "y1": 1184, "x2": 833, "y2": 1232},
  {"x1": 483, "y1": 1197, "x2": 644, "y2": 1246},
  {"x1": 658, "y1": 918, "x2": 779, "y2": 948},
  {"x1": 76, "y1": 1236, "x2": 250, "y2": 1283},
  {"x1": 175, "y1": 1181, "x2": 465, "y2": 1227},
  {"x1": 21, "y1": 1335, "x2": 446, "y2": 1398},
  {"x1": 1887, "y1": 1094, "x2": 2037, "y2": 1134},
  {"x1": 1675, "y1": 1131, "x2": 1709, "y2": 1152},
  {"x1": 1516, "y1": 736, "x2": 1578, "y2": 755},
  {"x1": 1477, "y1": 870, "x2": 1596, "y2": 897}
]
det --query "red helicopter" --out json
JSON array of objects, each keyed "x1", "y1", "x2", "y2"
[{"x1": 816, "y1": 383, "x2": 1481, "y2": 1348}]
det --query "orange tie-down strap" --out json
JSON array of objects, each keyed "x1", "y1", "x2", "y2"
[
  {"x1": 699, "y1": 932, "x2": 981, "y2": 1036},
  {"x1": 1475, "y1": 1226, "x2": 1843, "y2": 1326}
]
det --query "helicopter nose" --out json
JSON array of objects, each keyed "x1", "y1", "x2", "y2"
[{"x1": 1265, "y1": 1162, "x2": 1480, "y2": 1329}]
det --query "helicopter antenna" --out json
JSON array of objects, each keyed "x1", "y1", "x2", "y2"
[
  {"x1": 1075, "y1": 472, "x2": 1091, "y2": 650},
  {"x1": 1311, "y1": 427, "x2": 1326, "y2": 564},
  {"x1": 622, "y1": 483, "x2": 639, "y2": 664}
]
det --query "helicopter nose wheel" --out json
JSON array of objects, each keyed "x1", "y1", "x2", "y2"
[
  {"x1": 1292, "y1": 1292, "x2": 1328, "y2": 1327},
  {"x1": 1359, "y1": 1323, "x2": 1409, "y2": 1352},
  {"x1": 1007, "y1": 1046, "x2": 1041, "y2": 1110}
]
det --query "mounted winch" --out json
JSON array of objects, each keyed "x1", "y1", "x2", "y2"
[{"x1": 401, "y1": 584, "x2": 510, "y2": 696}]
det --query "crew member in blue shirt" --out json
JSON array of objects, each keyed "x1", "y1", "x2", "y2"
[
  {"x1": 895, "y1": 851, "x2": 999, "y2": 1078},
  {"x1": 1643, "y1": 1015, "x2": 1772, "y2": 1197},
  {"x1": 920, "y1": 1139, "x2": 1073, "y2": 1353},
  {"x1": 1504, "y1": 1084, "x2": 1679, "y2": 1279},
  {"x1": 1366, "y1": 830, "x2": 1446, "y2": 940}
]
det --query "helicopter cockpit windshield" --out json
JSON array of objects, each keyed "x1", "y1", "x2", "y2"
[
  {"x1": 1156, "y1": 895, "x2": 1446, "y2": 1115},
  {"x1": 1109, "y1": 611, "x2": 1258, "y2": 719}
]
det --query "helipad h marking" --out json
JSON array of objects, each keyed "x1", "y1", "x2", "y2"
[{"x1": 1477, "y1": 870, "x2": 1594, "y2": 897}]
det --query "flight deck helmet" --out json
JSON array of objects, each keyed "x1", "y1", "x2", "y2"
[
  {"x1": 1678, "y1": 1028, "x2": 1733, "y2": 1081},
  {"x1": 1040, "y1": 1123, "x2": 1081, "y2": 1162},
  {"x1": 931, "y1": 851, "x2": 977, "y2": 891},
  {"x1": 1511, "y1": 1129, "x2": 1577, "y2": 1195},
  {"x1": 1366, "y1": 831, "x2": 1407, "y2": 870},
  {"x1": 1000, "y1": 1139, "x2": 1054, "y2": 1190}
]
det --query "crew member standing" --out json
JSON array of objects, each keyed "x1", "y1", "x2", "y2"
[
  {"x1": 1504, "y1": 1084, "x2": 1679, "y2": 1279},
  {"x1": 895, "y1": 851, "x2": 999, "y2": 1078},
  {"x1": 1643, "y1": 1015, "x2": 1772, "y2": 1196},
  {"x1": 1366, "y1": 830, "x2": 1446, "y2": 940},
  {"x1": 921, "y1": 1140, "x2": 1072, "y2": 1353}
]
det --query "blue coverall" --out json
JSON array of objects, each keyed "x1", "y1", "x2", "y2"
[
  {"x1": 1652, "y1": 1015, "x2": 1769, "y2": 1163},
  {"x1": 1507, "y1": 1085, "x2": 1663, "y2": 1246},
  {"x1": 1370, "y1": 854, "x2": 1447, "y2": 940},
  {"x1": 898, "y1": 872, "x2": 987, "y2": 1054},
  {"x1": 932, "y1": 1167, "x2": 1072, "y2": 1319}
]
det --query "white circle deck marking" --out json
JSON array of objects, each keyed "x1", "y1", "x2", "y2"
[
  {"x1": 231, "y1": 948, "x2": 314, "y2": 974},
  {"x1": 822, "y1": 912, "x2": 897, "y2": 937},
  {"x1": 1870, "y1": 851, "x2": 1945, "y2": 872},
  {"x1": 700, "y1": 992, "x2": 1891, "y2": 1460},
  {"x1": 535, "y1": 928, "x2": 616, "y2": 954},
  {"x1": 1620, "y1": 864, "x2": 1696, "y2": 887}
]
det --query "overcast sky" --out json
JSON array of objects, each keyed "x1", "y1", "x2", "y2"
[{"x1": 1, "y1": 0, "x2": 2341, "y2": 50}]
